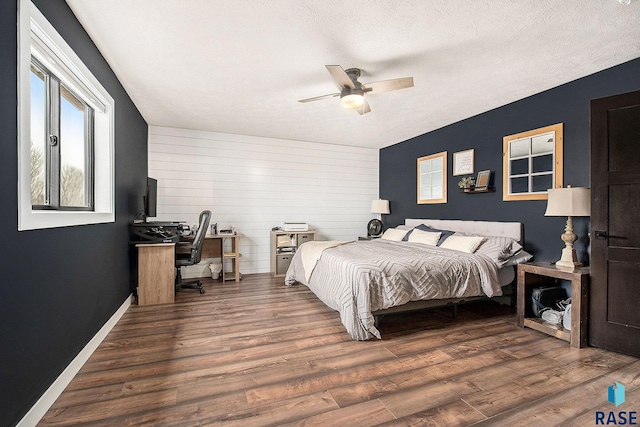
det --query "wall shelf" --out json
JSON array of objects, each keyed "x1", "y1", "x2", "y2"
[{"x1": 461, "y1": 187, "x2": 495, "y2": 194}]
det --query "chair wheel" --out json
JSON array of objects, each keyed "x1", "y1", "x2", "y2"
[{"x1": 199, "y1": 288, "x2": 205, "y2": 294}]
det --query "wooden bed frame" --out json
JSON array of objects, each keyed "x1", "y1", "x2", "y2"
[{"x1": 372, "y1": 218, "x2": 523, "y2": 326}]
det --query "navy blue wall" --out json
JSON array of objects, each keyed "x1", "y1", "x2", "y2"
[
  {"x1": 380, "y1": 58, "x2": 640, "y2": 263},
  {"x1": 0, "y1": 1, "x2": 148, "y2": 426}
]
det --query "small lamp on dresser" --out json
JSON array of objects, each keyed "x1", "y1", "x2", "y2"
[
  {"x1": 368, "y1": 199, "x2": 390, "y2": 237},
  {"x1": 544, "y1": 185, "x2": 591, "y2": 270}
]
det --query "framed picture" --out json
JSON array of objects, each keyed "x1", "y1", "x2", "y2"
[
  {"x1": 453, "y1": 149, "x2": 474, "y2": 176},
  {"x1": 475, "y1": 170, "x2": 491, "y2": 190}
]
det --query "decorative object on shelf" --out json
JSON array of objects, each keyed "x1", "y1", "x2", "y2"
[
  {"x1": 475, "y1": 170, "x2": 492, "y2": 191},
  {"x1": 457, "y1": 176, "x2": 476, "y2": 192},
  {"x1": 283, "y1": 222, "x2": 309, "y2": 231},
  {"x1": 368, "y1": 199, "x2": 390, "y2": 237},
  {"x1": 453, "y1": 149, "x2": 474, "y2": 176},
  {"x1": 544, "y1": 185, "x2": 591, "y2": 270}
]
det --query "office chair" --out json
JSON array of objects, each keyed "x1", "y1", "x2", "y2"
[{"x1": 175, "y1": 210, "x2": 211, "y2": 294}]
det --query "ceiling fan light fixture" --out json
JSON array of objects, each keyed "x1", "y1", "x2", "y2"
[
  {"x1": 341, "y1": 92, "x2": 365, "y2": 109},
  {"x1": 298, "y1": 65, "x2": 414, "y2": 114}
]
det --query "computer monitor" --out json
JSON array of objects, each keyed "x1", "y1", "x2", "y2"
[{"x1": 144, "y1": 177, "x2": 157, "y2": 220}]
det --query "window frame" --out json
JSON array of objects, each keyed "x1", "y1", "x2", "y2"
[
  {"x1": 18, "y1": 0, "x2": 115, "y2": 230},
  {"x1": 502, "y1": 123, "x2": 563, "y2": 201}
]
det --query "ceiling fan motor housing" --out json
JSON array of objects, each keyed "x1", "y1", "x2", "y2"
[
  {"x1": 340, "y1": 69, "x2": 366, "y2": 108},
  {"x1": 344, "y1": 68, "x2": 362, "y2": 81},
  {"x1": 340, "y1": 87, "x2": 364, "y2": 98}
]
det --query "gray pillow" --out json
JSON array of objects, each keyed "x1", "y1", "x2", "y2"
[
  {"x1": 503, "y1": 249, "x2": 533, "y2": 266},
  {"x1": 456, "y1": 233, "x2": 526, "y2": 267}
]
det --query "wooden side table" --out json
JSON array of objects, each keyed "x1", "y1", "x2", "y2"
[
  {"x1": 270, "y1": 230, "x2": 316, "y2": 277},
  {"x1": 220, "y1": 234, "x2": 241, "y2": 282},
  {"x1": 517, "y1": 262, "x2": 589, "y2": 348}
]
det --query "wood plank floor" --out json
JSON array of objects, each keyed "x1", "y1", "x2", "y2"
[{"x1": 40, "y1": 274, "x2": 639, "y2": 426}]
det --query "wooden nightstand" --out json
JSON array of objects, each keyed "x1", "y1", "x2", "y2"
[{"x1": 517, "y1": 262, "x2": 589, "y2": 348}]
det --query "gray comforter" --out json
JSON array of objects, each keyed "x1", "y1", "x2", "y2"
[{"x1": 284, "y1": 239, "x2": 501, "y2": 340}]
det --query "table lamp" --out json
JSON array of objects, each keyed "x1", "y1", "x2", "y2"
[
  {"x1": 368, "y1": 199, "x2": 390, "y2": 237},
  {"x1": 544, "y1": 186, "x2": 591, "y2": 269}
]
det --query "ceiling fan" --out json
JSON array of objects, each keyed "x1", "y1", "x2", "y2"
[{"x1": 298, "y1": 65, "x2": 414, "y2": 115}]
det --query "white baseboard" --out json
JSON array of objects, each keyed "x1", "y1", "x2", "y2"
[{"x1": 17, "y1": 295, "x2": 132, "y2": 427}]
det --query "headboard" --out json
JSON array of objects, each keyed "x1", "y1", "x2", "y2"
[{"x1": 404, "y1": 218, "x2": 523, "y2": 243}]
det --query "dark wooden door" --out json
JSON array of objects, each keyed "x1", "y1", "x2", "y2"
[{"x1": 590, "y1": 90, "x2": 640, "y2": 357}]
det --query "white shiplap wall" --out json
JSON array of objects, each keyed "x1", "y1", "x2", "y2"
[{"x1": 148, "y1": 126, "x2": 379, "y2": 275}]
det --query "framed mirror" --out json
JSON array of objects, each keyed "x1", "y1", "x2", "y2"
[
  {"x1": 417, "y1": 151, "x2": 447, "y2": 204},
  {"x1": 503, "y1": 123, "x2": 563, "y2": 201}
]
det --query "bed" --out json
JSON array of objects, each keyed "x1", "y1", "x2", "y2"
[{"x1": 284, "y1": 219, "x2": 532, "y2": 340}]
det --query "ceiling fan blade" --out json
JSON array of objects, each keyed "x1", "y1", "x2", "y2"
[
  {"x1": 355, "y1": 98, "x2": 371, "y2": 115},
  {"x1": 298, "y1": 93, "x2": 339, "y2": 103},
  {"x1": 326, "y1": 65, "x2": 355, "y2": 90},
  {"x1": 364, "y1": 77, "x2": 414, "y2": 94}
]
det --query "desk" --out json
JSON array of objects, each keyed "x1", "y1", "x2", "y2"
[
  {"x1": 136, "y1": 243, "x2": 175, "y2": 306},
  {"x1": 135, "y1": 235, "x2": 240, "y2": 306}
]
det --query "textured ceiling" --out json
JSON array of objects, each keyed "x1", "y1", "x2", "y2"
[{"x1": 65, "y1": 0, "x2": 640, "y2": 149}]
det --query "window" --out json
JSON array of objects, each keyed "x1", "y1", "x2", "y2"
[
  {"x1": 417, "y1": 151, "x2": 447, "y2": 204},
  {"x1": 18, "y1": 0, "x2": 115, "y2": 230},
  {"x1": 503, "y1": 123, "x2": 563, "y2": 201},
  {"x1": 30, "y1": 59, "x2": 94, "y2": 210}
]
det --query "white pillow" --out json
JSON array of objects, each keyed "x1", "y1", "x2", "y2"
[
  {"x1": 395, "y1": 225, "x2": 414, "y2": 230},
  {"x1": 407, "y1": 229, "x2": 441, "y2": 246},
  {"x1": 440, "y1": 235, "x2": 485, "y2": 253},
  {"x1": 380, "y1": 228, "x2": 408, "y2": 241}
]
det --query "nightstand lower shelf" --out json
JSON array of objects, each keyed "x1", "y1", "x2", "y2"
[{"x1": 523, "y1": 317, "x2": 570, "y2": 343}]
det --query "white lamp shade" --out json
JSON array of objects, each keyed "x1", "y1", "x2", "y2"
[
  {"x1": 371, "y1": 199, "x2": 390, "y2": 215},
  {"x1": 545, "y1": 187, "x2": 591, "y2": 217}
]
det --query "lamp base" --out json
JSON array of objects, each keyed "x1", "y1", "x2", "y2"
[
  {"x1": 555, "y1": 216, "x2": 582, "y2": 270},
  {"x1": 556, "y1": 247, "x2": 582, "y2": 270}
]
